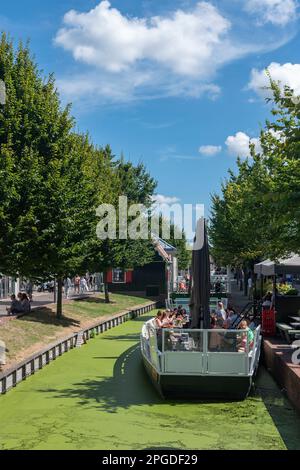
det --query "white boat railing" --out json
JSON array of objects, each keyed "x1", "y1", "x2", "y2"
[
  {"x1": 210, "y1": 274, "x2": 230, "y2": 294},
  {"x1": 141, "y1": 323, "x2": 261, "y2": 377}
]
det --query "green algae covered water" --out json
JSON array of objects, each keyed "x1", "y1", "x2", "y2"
[{"x1": 0, "y1": 314, "x2": 300, "y2": 450}]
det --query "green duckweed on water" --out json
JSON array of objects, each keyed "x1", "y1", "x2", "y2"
[{"x1": 0, "y1": 313, "x2": 300, "y2": 450}]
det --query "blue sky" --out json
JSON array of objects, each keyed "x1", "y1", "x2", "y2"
[{"x1": 1, "y1": 0, "x2": 300, "y2": 218}]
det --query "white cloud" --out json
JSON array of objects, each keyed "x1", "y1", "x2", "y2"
[
  {"x1": 152, "y1": 194, "x2": 180, "y2": 205},
  {"x1": 55, "y1": 1, "x2": 231, "y2": 77},
  {"x1": 225, "y1": 132, "x2": 262, "y2": 158},
  {"x1": 57, "y1": 71, "x2": 221, "y2": 104},
  {"x1": 54, "y1": 1, "x2": 291, "y2": 103},
  {"x1": 199, "y1": 145, "x2": 222, "y2": 156},
  {"x1": 245, "y1": 0, "x2": 297, "y2": 26},
  {"x1": 248, "y1": 62, "x2": 300, "y2": 99},
  {"x1": 55, "y1": 1, "x2": 230, "y2": 102}
]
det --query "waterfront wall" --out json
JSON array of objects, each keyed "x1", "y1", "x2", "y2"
[{"x1": 263, "y1": 338, "x2": 300, "y2": 414}]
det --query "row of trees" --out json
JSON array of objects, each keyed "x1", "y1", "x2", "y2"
[
  {"x1": 0, "y1": 34, "x2": 190, "y2": 316},
  {"x1": 210, "y1": 77, "x2": 300, "y2": 283}
]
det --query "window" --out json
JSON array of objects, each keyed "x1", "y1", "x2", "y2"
[{"x1": 112, "y1": 268, "x2": 126, "y2": 283}]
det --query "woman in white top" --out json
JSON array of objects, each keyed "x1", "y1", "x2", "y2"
[
  {"x1": 216, "y1": 302, "x2": 226, "y2": 321},
  {"x1": 262, "y1": 292, "x2": 272, "y2": 308}
]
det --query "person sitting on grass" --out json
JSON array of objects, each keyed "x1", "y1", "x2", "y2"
[
  {"x1": 6, "y1": 294, "x2": 23, "y2": 316},
  {"x1": 20, "y1": 293, "x2": 31, "y2": 314},
  {"x1": 237, "y1": 320, "x2": 254, "y2": 352}
]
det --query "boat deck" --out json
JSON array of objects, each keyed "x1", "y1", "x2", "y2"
[{"x1": 141, "y1": 322, "x2": 262, "y2": 400}]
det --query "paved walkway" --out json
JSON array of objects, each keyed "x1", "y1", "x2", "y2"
[
  {"x1": 1, "y1": 311, "x2": 300, "y2": 449},
  {"x1": 229, "y1": 279, "x2": 251, "y2": 312}
]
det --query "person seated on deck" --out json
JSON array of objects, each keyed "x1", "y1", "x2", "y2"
[
  {"x1": 209, "y1": 316, "x2": 222, "y2": 350},
  {"x1": 164, "y1": 312, "x2": 178, "y2": 328},
  {"x1": 163, "y1": 310, "x2": 172, "y2": 326},
  {"x1": 169, "y1": 311, "x2": 177, "y2": 325},
  {"x1": 216, "y1": 302, "x2": 226, "y2": 322},
  {"x1": 237, "y1": 320, "x2": 254, "y2": 352},
  {"x1": 160, "y1": 311, "x2": 167, "y2": 326},
  {"x1": 154, "y1": 311, "x2": 164, "y2": 328},
  {"x1": 173, "y1": 311, "x2": 185, "y2": 328},
  {"x1": 180, "y1": 308, "x2": 189, "y2": 327},
  {"x1": 6, "y1": 294, "x2": 23, "y2": 316},
  {"x1": 225, "y1": 308, "x2": 239, "y2": 329},
  {"x1": 215, "y1": 317, "x2": 224, "y2": 328}
]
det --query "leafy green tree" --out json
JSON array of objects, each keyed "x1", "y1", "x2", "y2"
[
  {"x1": 97, "y1": 159, "x2": 157, "y2": 302},
  {"x1": 257, "y1": 80, "x2": 300, "y2": 258},
  {"x1": 209, "y1": 77, "x2": 300, "y2": 290},
  {"x1": 0, "y1": 35, "x2": 111, "y2": 317},
  {"x1": 209, "y1": 145, "x2": 273, "y2": 296}
]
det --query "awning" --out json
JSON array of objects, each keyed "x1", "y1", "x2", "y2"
[
  {"x1": 254, "y1": 259, "x2": 274, "y2": 276},
  {"x1": 254, "y1": 254, "x2": 300, "y2": 276}
]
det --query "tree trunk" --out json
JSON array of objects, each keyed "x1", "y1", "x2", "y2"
[
  {"x1": 53, "y1": 279, "x2": 57, "y2": 304},
  {"x1": 104, "y1": 282, "x2": 110, "y2": 304},
  {"x1": 239, "y1": 268, "x2": 243, "y2": 291},
  {"x1": 243, "y1": 266, "x2": 248, "y2": 297},
  {"x1": 260, "y1": 275, "x2": 264, "y2": 299},
  {"x1": 56, "y1": 277, "x2": 63, "y2": 318}
]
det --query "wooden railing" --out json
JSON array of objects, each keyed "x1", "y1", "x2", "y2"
[{"x1": 0, "y1": 301, "x2": 157, "y2": 394}]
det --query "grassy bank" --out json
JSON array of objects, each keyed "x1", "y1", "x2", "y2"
[{"x1": 0, "y1": 293, "x2": 149, "y2": 369}]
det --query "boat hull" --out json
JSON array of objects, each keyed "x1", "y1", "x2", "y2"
[{"x1": 142, "y1": 355, "x2": 253, "y2": 400}]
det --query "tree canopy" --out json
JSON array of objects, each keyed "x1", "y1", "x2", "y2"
[
  {"x1": 210, "y1": 77, "x2": 300, "y2": 274},
  {"x1": 0, "y1": 34, "x2": 158, "y2": 314}
]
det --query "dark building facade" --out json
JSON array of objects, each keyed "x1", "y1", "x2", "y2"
[{"x1": 106, "y1": 238, "x2": 177, "y2": 303}]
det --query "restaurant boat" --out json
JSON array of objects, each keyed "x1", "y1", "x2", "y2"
[
  {"x1": 141, "y1": 217, "x2": 261, "y2": 400},
  {"x1": 140, "y1": 322, "x2": 262, "y2": 400}
]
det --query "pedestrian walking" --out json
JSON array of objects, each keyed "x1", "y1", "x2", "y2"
[
  {"x1": 64, "y1": 277, "x2": 72, "y2": 299},
  {"x1": 25, "y1": 280, "x2": 33, "y2": 302},
  {"x1": 74, "y1": 275, "x2": 80, "y2": 294},
  {"x1": 80, "y1": 276, "x2": 89, "y2": 293},
  {"x1": 248, "y1": 276, "x2": 253, "y2": 300}
]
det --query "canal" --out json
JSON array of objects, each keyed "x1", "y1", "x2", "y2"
[{"x1": 0, "y1": 313, "x2": 300, "y2": 450}]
